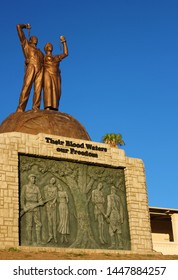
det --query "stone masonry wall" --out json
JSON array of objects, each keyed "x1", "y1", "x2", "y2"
[{"x1": 0, "y1": 132, "x2": 153, "y2": 252}]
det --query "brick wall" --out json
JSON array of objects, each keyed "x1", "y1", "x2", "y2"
[{"x1": 0, "y1": 132, "x2": 153, "y2": 252}]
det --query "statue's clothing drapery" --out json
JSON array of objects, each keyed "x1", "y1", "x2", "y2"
[{"x1": 43, "y1": 55, "x2": 62, "y2": 110}]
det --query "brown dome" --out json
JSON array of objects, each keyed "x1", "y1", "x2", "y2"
[{"x1": 0, "y1": 110, "x2": 91, "y2": 140}]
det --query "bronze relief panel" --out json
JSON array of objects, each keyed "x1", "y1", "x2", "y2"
[{"x1": 19, "y1": 155, "x2": 130, "y2": 250}]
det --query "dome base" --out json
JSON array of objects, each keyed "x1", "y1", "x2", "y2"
[{"x1": 0, "y1": 110, "x2": 90, "y2": 141}]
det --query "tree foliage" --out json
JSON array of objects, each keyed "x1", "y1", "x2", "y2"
[{"x1": 102, "y1": 133, "x2": 125, "y2": 147}]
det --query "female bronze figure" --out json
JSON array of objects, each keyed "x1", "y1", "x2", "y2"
[{"x1": 43, "y1": 36, "x2": 68, "y2": 111}]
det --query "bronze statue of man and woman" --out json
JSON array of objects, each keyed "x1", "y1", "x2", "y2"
[{"x1": 16, "y1": 23, "x2": 68, "y2": 112}]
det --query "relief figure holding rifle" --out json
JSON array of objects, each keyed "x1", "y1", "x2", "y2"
[{"x1": 20, "y1": 174, "x2": 43, "y2": 245}]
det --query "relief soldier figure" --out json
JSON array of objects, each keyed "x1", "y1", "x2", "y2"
[
  {"x1": 16, "y1": 23, "x2": 44, "y2": 112},
  {"x1": 92, "y1": 182, "x2": 106, "y2": 244},
  {"x1": 57, "y1": 184, "x2": 69, "y2": 243},
  {"x1": 43, "y1": 36, "x2": 68, "y2": 110},
  {"x1": 44, "y1": 177, "x2": 58, "y2": 243},
  {"x1": 106, "y1": 186, "x2": 124, "y2": 249},
  {"x1": 20, "y1": 174, "x2": 43, "y2": 245}
]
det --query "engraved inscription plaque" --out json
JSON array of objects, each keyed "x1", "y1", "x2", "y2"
[{"x1": 19, "y1": 155, "x2": 130, "y2": 250}]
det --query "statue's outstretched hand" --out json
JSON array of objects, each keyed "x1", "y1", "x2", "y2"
[
  {"x1": 60, "y1": 35, "x2": 66, "y2": 43},
  {"x1": 26, "y1": 23, "x2": 31, "y2": 29}
]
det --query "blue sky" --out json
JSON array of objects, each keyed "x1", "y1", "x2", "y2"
[{"x1": 0, "y1": 0, "x2": 178, "y2": 209}]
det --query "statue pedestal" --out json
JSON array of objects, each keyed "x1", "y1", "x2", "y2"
[
  {"x1": 0, "y1": 128, "x2": 153, "y2": 253},
  {"x1": 0, "y1": 110, "x2": 90, "y2": 140}
]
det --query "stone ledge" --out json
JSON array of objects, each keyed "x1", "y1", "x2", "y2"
[{"x1": 0, "y1": 246, "x2": 160, "y2": 256}]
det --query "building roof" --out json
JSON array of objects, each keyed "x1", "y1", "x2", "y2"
[{"x1": 149, "y1": 206, "x2": 178, "y2": 215}]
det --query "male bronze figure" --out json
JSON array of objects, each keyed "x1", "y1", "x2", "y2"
[{"x1": 16, "y1": 23, "x2": 44, "y2": 112}]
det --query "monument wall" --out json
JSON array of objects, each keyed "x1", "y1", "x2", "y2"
[{"x1": 0, "y1": 132, "x2": 153, "y2": 252}]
